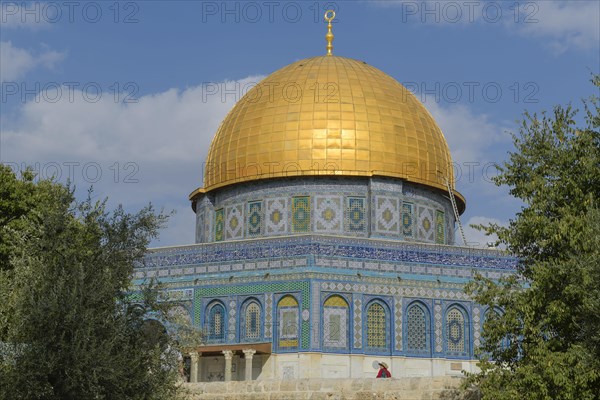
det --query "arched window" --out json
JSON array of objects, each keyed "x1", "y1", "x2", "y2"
[
  {"x1": 446, "y1": 306, "x2": 469, "y2": 356},
  {"x1": 207, "y1": 302, "x2": 226, "y2": 342},
  {"x1": 366, "y1": 301, "x2": 388, "y2": 350},
  {"x1": 242, "y1": 301, "x2": 262, "y2": 341},
  {"x1": 323, "y1": 295, "x2": 349, "y2": 350},
  {"x1": 406, "y1": 302, "x2": 429, "y2": 353},
  {"x1": 278, "y1": 295, "x2": 299, "y2": 349}
]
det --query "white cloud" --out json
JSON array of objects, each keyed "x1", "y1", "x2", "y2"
[
  {"x1": 425, "y1": 102, "x2": 507, "y2": 166},
  {"x1": 514, "y1": 1, "x2": 600, "y2": 54},
  {"x1": 1, "y1": 76, "x2": 265, "y2": 246},
  {"x1": 462, "y1": 216, "x2": 504, "y2": 248},
  {"x1": 370, "y1": 0, "x2": 599, "y2": 53},
  {"x1": 0, "y1": 41, "x2": 64, "y2": 81}
]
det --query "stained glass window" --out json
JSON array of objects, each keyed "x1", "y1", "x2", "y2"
[
  {"x1": 406, "y1": 303, "x2": 427, "y2": 351},
  {"x1": 278, "y1": 295, "x2": 299, "y2": 348},
  {"x1": 366, "y1": 302, "x2": 386, "y2": 349},
  {"x1": 446, "y1": 307, "x2": 466, "y2": 353},
  {"x1": 323, "y1": 295, "x2": 349, "y2": 349},
  {"x1": 208, "y1": 303, "x2": 225, "y2": 341},
  {"x1": 244, "y1": 302, "x2": 261, "y2": 340}
]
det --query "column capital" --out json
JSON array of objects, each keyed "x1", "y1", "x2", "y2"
[
  {"x1": 189, "y1": 351, "x2": 199, "y2": 361},
  {"x1": 242, "y1": 349, "x2": 256, "y2": 358},
  {"x1": 222, "y1": 350, "x2": 234, "y2": 359}
]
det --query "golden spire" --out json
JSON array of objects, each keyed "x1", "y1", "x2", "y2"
[{"x1": 324, "y1": 10, "x2": 335, "y2": 56}]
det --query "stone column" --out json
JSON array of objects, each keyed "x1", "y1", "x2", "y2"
[
  {"x1": 242, "y1": 349, "x2": 256, "y2": 381},
  {"x1": 222, "y1": 350, "x2": 233, "y2": 382},
  {"x1": 189, "y1": 351, "x2": 199, "y2": 383}
]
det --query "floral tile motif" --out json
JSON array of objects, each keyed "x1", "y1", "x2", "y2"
[
  {"x1": 435, "y1": 210, "x2": 445, "y2": 244},
  {"x1": 315, "y1": 196, "x2": 343, "y2": 233},
  {"x1": 292, "y1": 196, "x2": 311, "y2": 233},
  {"x1": 247, "y1": 201, "x2": 263, "y2": 237},
  {"x1": 266, "y1": 198, "x2": 288, "y2": 235},
  {"x1": 225, "y1": 204, "x2": 244, "y2": 240},
  {"x1": 346, "y1": 197, "x2": 366, "y2": 233},
  {"x1": 214, "y1": 209, "x2": 224, "y2": 242},
  {"x1": 375, "y1": 196, "x2": 400, "y2": 235}
]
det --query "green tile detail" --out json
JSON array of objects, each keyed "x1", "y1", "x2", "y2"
[
  {"x1": 215, "y1": 209, "x2": 224, "y2": 242},
  {"x1": 402, "y1": 203, "x2": 413, "y2": 238},
  {"x1": 292, "y1": 196, "x2": 311, "y2": 233},
  {"x1": 436, "y1": 210, "x2": 445, "y2": 244}
]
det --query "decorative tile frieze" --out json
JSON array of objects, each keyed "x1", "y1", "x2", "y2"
[{"x1": 315, "y1": 196, "x2": 343, "y2": 233}]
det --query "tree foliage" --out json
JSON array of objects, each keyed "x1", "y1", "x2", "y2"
[
  {"x1": 462, "y1": 77, "x2": 600, "y2": 399},
  {"x1": 0, "y1": 166, "x2": 183, "y2": 400}
]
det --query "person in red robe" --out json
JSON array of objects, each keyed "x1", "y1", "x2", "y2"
[{"x1": 376, "y1": 362, "x2": 391, "y2": 378}]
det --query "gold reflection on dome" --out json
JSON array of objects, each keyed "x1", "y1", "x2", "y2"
[{"x1": 197, "y1": 55, "x2": 465, "y2": 211}]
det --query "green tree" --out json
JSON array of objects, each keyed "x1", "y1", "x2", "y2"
[
  {"x1": 462, "y1": 77, "x2": 600, "y2": 399},
  {"x1": 0, "y1": 165, "x2": 182, "y2": 400}
]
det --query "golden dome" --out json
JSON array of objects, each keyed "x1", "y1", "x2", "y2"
[{"x1": 194, "y1": 55, "x2": 465, "y2": 211}]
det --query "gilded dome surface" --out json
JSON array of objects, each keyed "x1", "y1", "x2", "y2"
[{"x1": 196, "y1": 55, "x2": 464, "y2": 210}]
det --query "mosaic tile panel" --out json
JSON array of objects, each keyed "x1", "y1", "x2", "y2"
[
  {"x1": 436, "y1": 210, "x2": 445, "y2": 244},
  {"x1": 311, "y1": 281, "x2": 320, "y2": 348},
  {"x1": 278, "y1": 295, "x2": 299, "y2": 348},
  {"x1": 402, "y1": 203, "x2": 414, "y2": 238},
  {"x1": 434, "y1": 302, "x2": 443, "y2": 353},
  {"x1": 394, "y1": 296, "x2": 402, "y2": 351},
  {"x1": 375, "y1": 196, "x2": 400, "y2": 235},
  {"x1": 417, "y1": 206, "x2": 435, "y2": 242},
  {"x1": 266, "y1": 198, "x2": 288, "y2": 235},
  {"x1": 315, "y1": 196, "x2": 343, "y2": 233},
  {"x1": 195, "y1": 281, "x2": 310, "y2": 348},
  {"x1": 292, "y1": 196, "x2": 311, "y2": 233},
  {"x1": 227, "y1": 298, "x2": 237, "y2": 341},
  {"x1": 144, "y1": 235, "x2": 518, "y2": 271},
  {"x1": 265, "y1": 293, "x2": 273, "y2": 338},
  {"x1": 346, "y1": 197, "x2": 366, "y2": 233},
  {"x1": 246, "y1": 201, "x2": 263, "y2": 237},
  {"x1": 323, "y1": 306, "x2": 348, "y2": 349},
  {"x1": 366, "y1": 303, "x2": 386, "y2": 348},
  {"x1": 353, "y1": 295, "x2": 362, "y2": 348},
  {"x1": 447, "y1": 308, "x2": 465, "y2": 352},
  {"x1": 473, "y1": 307, "x2": 481, "y2": 348},
  {"x1": 225, "y1": 204, "x2": 243, "y2": 240},
  {"x1": 214, "y1": 209, "x2": 224, "y2": 242},
  {"x1": 406, "y1": 304, "x2": 427, "y2": 351}
]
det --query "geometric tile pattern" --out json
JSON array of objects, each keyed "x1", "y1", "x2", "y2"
[
  {"x1": 402, "y1": 202, "x2": 414, "y2": 238},
  {"x1": 434, "y1": 302, "x2": 443, "y2": 353},
  {"x1": 346, "y1": 197, "x2": 366, "y2": 233},
  {"x1": 406, "y1": 303, "x2": 427, "y2": 351},
  {"x1": 375, "y1": 196, "x2": 400, "y2": 235},
  {"x1": 394, "y1": 295, "x2": 403, "y2": 351},
  {"x1": 446, "y1": 307, "x2": 465, "y2": 352},
  {"x1": 214, "y1": 208, "x2": 224, "y2": 242},
  {"x1": 228, "y1": 298, "x2": 237, "y2": 341},
  {"x1": 473, "y1": 307, "x2": 481, "y2": 348},
  {"x1": 323, "y1": 305, "x2": 348, "y2": 349},
  {"x1": 435, "y1": 210, "x2": 445, "y2": 244},
  {"x1": 278, "y1": 295, "x2": 299, "y2": 348},
  {"x1": 265, "y1": 293, "x2": 273, "y2": 338},
  {"x1": 315, "y1": 196, "x2": 343, "y2": 233},
  {"x1": 353, "y1": 295, "x2": 362, "y2": 348},
  {"x1": 266, "y1": 198, "x2": 288, "y2": 235},
  {"x1": 417, "y1": 205, "x2": 435, "y2": 242},
  {"x1": 244, "y1": 302, "x2": 261, "y2": 340},
  {"x1": 292, "y1": 196, "x2": 311, "y2": 233},
  {"x1": 366, "y1": 302, "x2": 386, "y2": 349},
  {"x1": 247, "y1": 201, "x2": 263, "y2": 237},
  {"x1": 225, "y1": 204, "x2": 243, "y2": 240}
]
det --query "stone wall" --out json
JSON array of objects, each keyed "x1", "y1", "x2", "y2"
[{"x1": 183, "y1": 377, "x2": 463, "y2": 399}]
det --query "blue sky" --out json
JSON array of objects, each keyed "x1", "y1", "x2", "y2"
[{"x1": 1, "y1": 1, "x2": 599, "y2": 247}]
